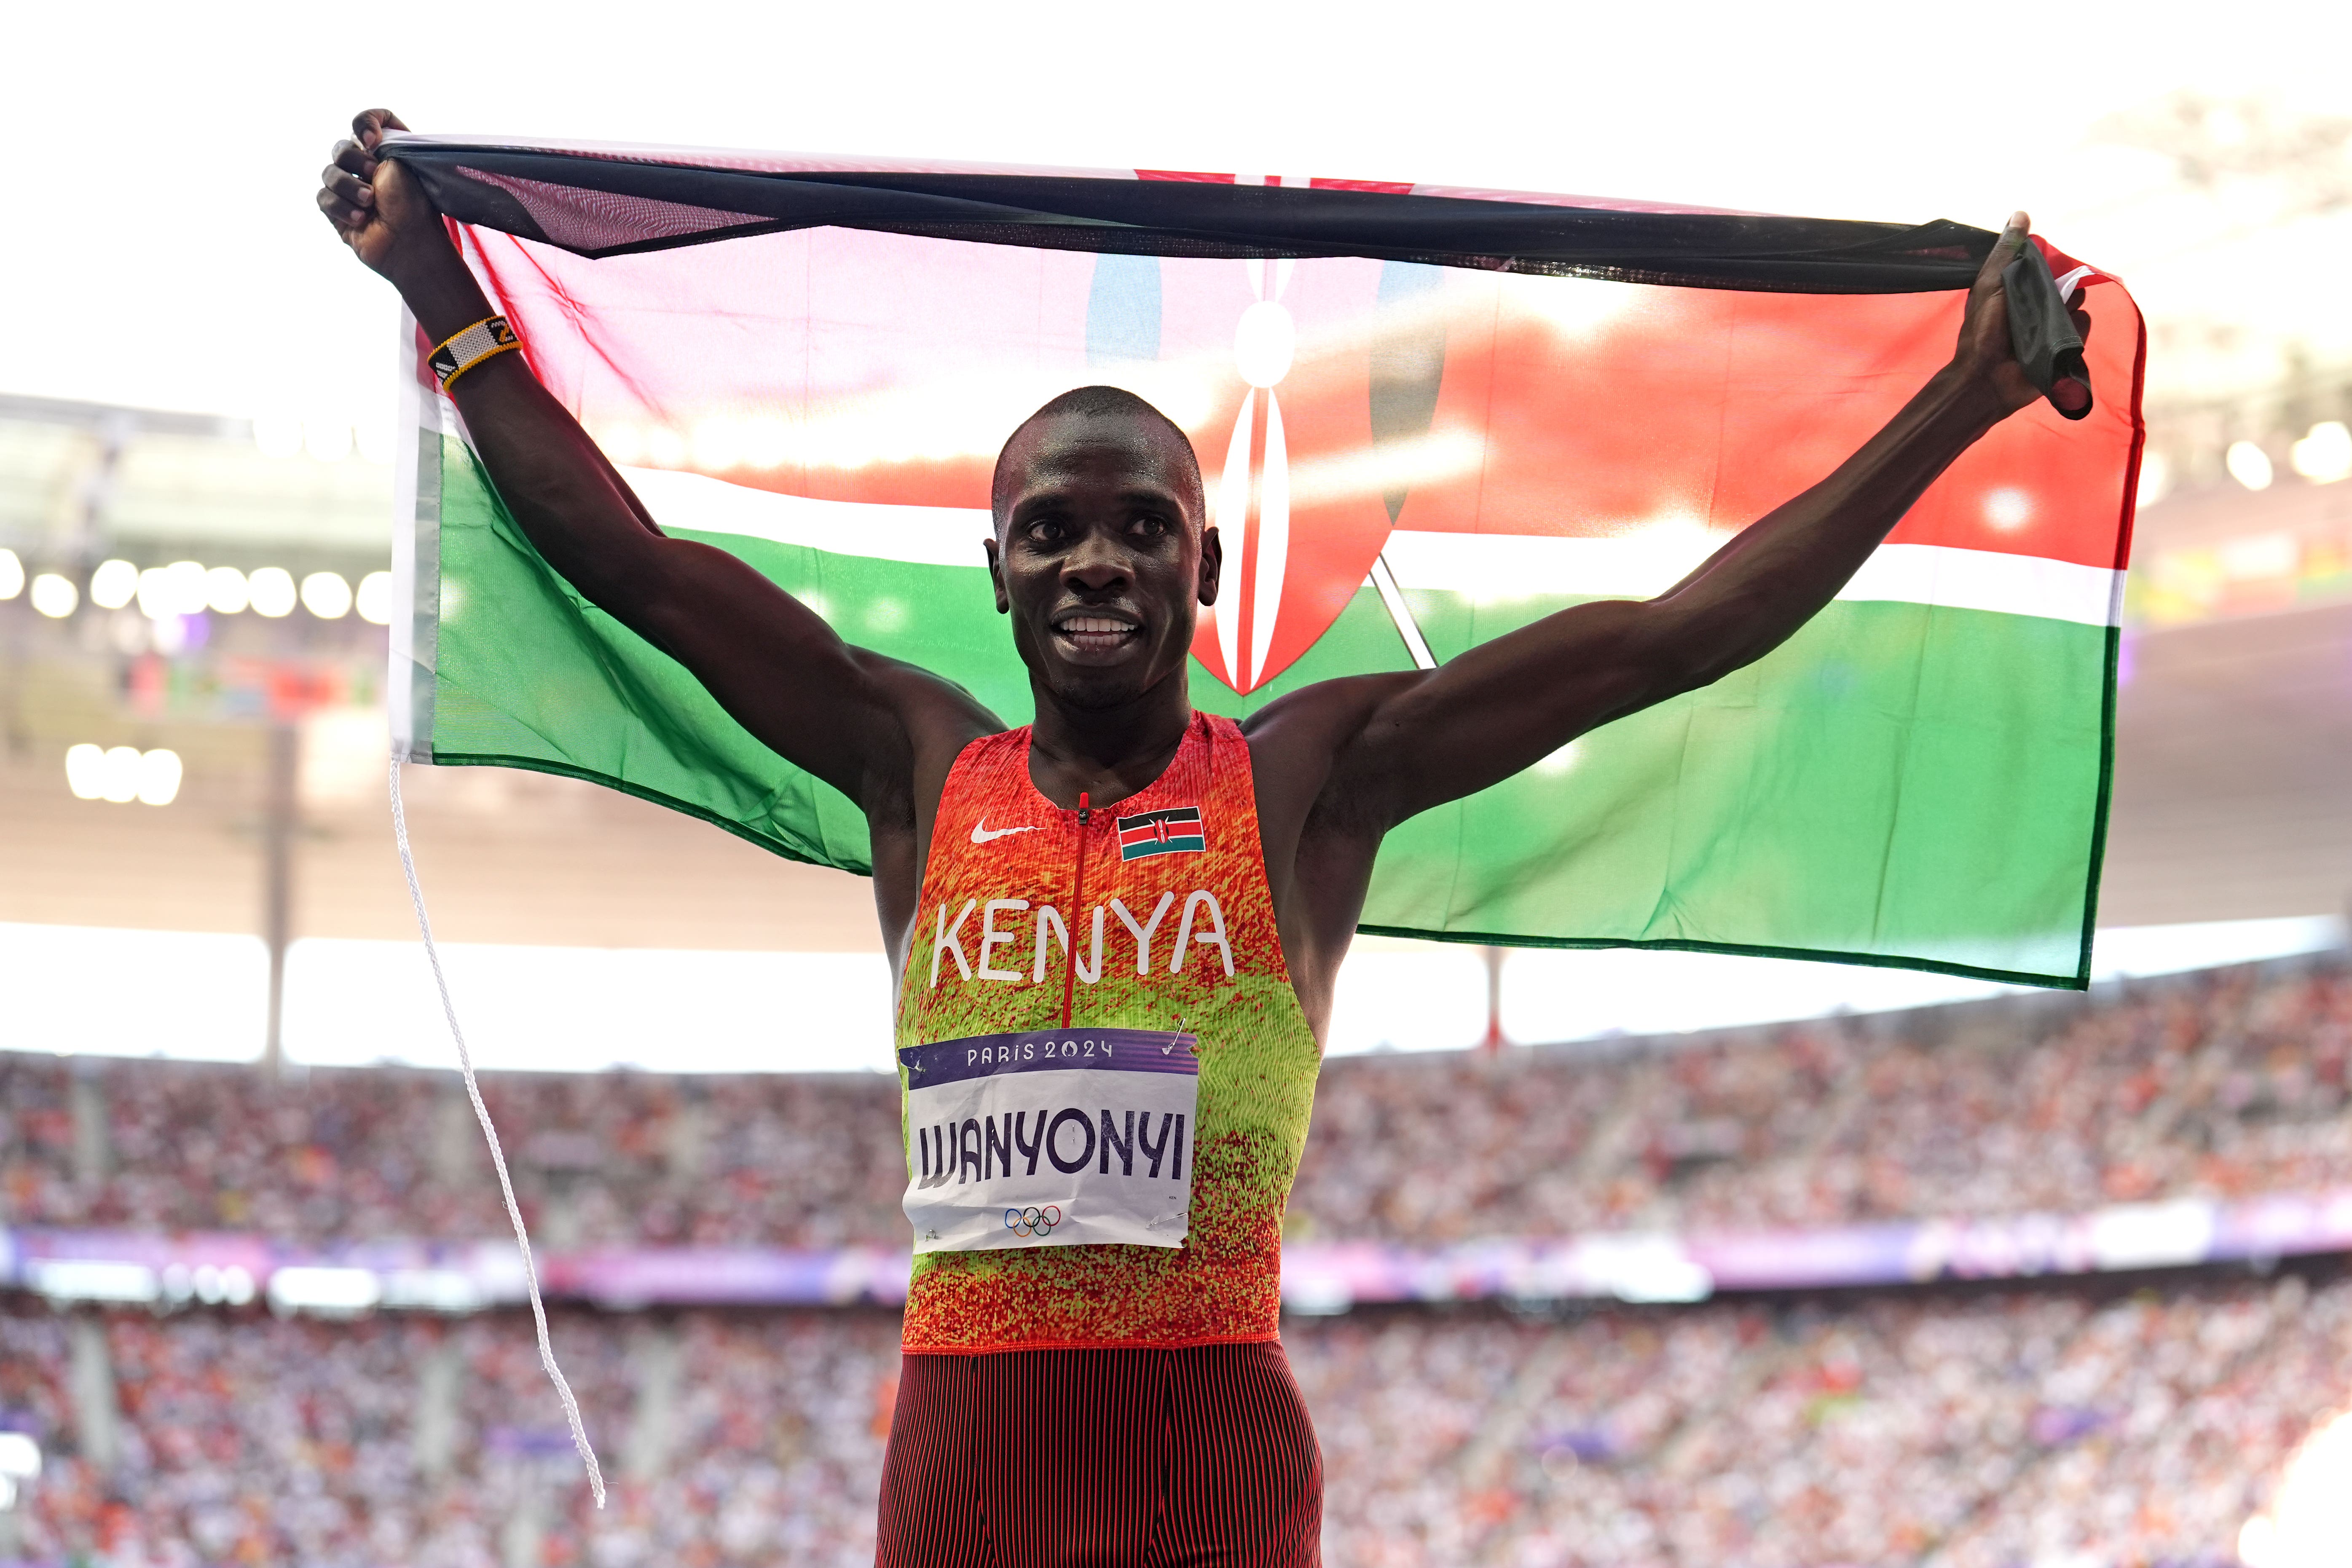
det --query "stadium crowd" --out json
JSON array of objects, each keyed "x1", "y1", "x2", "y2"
[
  {"x1": 1306, "y1": 1275, "x2": 2344, "y2": 1568},
  {"x1": 3, "y1": 954, "x2": 2346, "y2": 1250},
  {"x1": 1295, "y1": 952, "x2": 2352, "y2": 1243},
  {"x1": 4, "y1": 952, "x2": 2347, "y2": 1563},
  {"x1": 0, "y1": 1302, "x2": 899, "y2": 1567},
  {"x1": 2, "y1": 1272, "x2": 2341, "y2": 1567}
]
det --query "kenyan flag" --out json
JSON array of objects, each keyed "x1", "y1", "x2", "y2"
[
  {"x1": 1118, "y1": 807, "x2": 1208, "y2": 863},
  {"x1": 381, "y1": 136, "x2": 2142, "y2": 987}
]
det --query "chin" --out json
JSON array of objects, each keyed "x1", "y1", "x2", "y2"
[{"x1": 1048, "y1": 667, "x2": 1157, "y2": 711}]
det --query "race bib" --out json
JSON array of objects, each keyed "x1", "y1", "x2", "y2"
[{"x1": 900, "y1": 1027, "x2": 1199, "y2": 1254}]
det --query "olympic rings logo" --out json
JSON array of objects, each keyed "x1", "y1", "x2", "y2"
[{"x1": 1004, "y1": 1205, "x2": 1063, "y2": 1238}]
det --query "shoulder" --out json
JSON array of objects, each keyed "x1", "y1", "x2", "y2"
[
  {"x1": 1239, "y1": 670, "x2": 1426, "y2": 831},
  {"x1": 1238, "y1": 670, "x2": 1422, "y2": 745},
  {"x1": 851, "y1": 647, "x2": 1005, "y2": 749},
  {"x1": 846, "y1": 646, "x2": 1007, "y2": 827}
]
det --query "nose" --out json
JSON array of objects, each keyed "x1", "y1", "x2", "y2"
[{"x1": 1061, "y1": 532, "x2": 1132, "y2": 595}]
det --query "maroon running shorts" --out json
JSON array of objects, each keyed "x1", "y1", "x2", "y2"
[{"x1": 875, "y1": 1339, "x2": 1322, "y2": 1568}]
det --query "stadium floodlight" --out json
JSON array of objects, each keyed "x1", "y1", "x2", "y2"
[
  {"x1": 205, "y1": 566, "x2": 249, "y2": 614},
  {"x1": 98, "y1": 745, "x2": 142, "y2": 804},
  {"x1": 2290, "y1": 420, "x2": 2352, "y2": 485},
  {"x1": 301, "y1": 570, "x2": 354, "y2": 619},
  {"x1": 136, "y1": 749, "x2": 183, "y2": 807},
  {"x1": 88, "y1": 558, "x2": 138, "y2": 609},
  {"x1": 304, "y1": 420, "x2": 353, "y2": 463},
  {"x1": 136, "y1": 562, "x2": 213, "y2": 619},
  {"x1": 2226, "y1": 440, "x2": 2275, "y2": 491},
  {"x1": 266, "y1": 1265, "x2": 383, "y2": 1316},
  {"x1": 0, "y1": 548, "x2": 21, "y2": 600},
  {"x1": 357, "y1": 419, "x2": 396, "y2": 466},
  {"x1": 356, "y1": 569, "x2": 397, "y2": 625},
  {"x1": 164, "y1": 560, "x2": 209, "y2": 615},
  {"x1": 30, "y1": 573, "x2": 76, "y2": 618},
  {"x1": 253, "y1": 415, "x2": 303, "y2": 460},
  {"x1": 64, "y1": 743, "x2": 106, "y2": 800},
  {"x1": 27, "y1": 1258, "x2": 160, "y2": 1304},
  {"x1": 135, "y1": 566, "x2": 173, "y2": 619},
  {"x1": 247, "y1": 566, "x2": 297, "y2": 618}
]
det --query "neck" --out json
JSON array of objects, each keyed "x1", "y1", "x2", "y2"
[{"x1": 1026, "y1": 669, "x2": 1193, "y2": 811}]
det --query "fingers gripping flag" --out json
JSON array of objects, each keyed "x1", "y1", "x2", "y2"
[{"x1": 381, "y1": 137, "x2": 2143, "y2": 988}]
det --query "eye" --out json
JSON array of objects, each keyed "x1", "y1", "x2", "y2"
[
  {"x1": 1129, "y1": 512, "x2": 1173, "y2": 540},
  {"x1": 1022, "y1": 515, "x2": 1069, "y2": 546}
]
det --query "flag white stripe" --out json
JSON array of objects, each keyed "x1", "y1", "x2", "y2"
[
  {"x1": 1378, "y1": 531, "x2": 2121, "y2": 628},
  {"x1": 615, "y1": 465, "x2": 2122, "y2": 628},
  {"x1": 620, "y1": 466, "x2": 994, "y2": 568},
  {"x1": 1835, "y1": 542, "x2": 2121, "y2": 628}
]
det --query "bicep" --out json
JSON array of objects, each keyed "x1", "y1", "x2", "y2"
[
  {"x1": 622, "y1": 537, "x2": 986, "y2": 809},
  {"x1": 459, "y1": 377, "x2": 995, "y2": 809}
]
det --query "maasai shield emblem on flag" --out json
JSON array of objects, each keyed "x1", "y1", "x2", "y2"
[{"x1": 380, "y1": 136, "x2": 2143, "y2": 988}]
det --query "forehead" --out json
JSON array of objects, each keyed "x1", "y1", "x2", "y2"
[{"x1": 1002, "y1": 412, "x2": 1196, "y2": 501}]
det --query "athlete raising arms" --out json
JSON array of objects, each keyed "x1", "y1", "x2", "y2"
[{"x1": 321, "y1": 110, "x2": 2086, "y2": 1567}]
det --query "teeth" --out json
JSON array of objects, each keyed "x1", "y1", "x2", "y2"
[{"x1": 1057, "y1": 616, "x2": 1135, "y2": 634}]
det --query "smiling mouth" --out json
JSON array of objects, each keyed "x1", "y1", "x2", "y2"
[{"x1": 1051, "y1": 614, "x2": 1144, "y2": 653}]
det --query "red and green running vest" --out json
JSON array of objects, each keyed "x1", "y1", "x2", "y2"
[{"x1": 894, "y1": 712, "x2": 1320, "y2": 1353}]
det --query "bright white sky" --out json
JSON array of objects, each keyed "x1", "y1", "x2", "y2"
[{"x1": 4, "y1": 0, "x2": 2348, "y2": 432}]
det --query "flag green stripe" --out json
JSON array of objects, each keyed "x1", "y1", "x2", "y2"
[{"x1": 424, "y1": 440, "x2": 2104, "y2": 986}]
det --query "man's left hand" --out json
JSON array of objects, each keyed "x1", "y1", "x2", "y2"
[{"x1": 1952, "y1": 211, "x2": 2094, "y2": 419}]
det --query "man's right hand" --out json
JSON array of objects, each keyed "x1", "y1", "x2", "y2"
[
  {"x1": 317, "y1": 109, "x2": 434, "y2": 280},
  {"x1": 307, "y1": 105, "x2": 997, "y2": 953}
]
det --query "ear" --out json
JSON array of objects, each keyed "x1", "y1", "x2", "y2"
[
  {"x1": 984, "y1": 535, "x2": 1008, "y2": 614},
  {"x1": 1196, "y1": 525, "x2": 1222, "y2": 608}
]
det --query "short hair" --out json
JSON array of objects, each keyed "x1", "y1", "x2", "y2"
[{"x1": 990, "y1": 385, "x2": 1206, "y2": 529}]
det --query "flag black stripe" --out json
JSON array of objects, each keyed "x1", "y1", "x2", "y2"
[
  {"x1": 1117, "y1": 807, "x2": 1201, "y2": 831},
  {"x1": 385, "y1": 142, "x2": 1998, "y2": 294}
]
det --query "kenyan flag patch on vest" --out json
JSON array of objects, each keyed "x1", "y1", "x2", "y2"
[{"x1": 1117, "y1": 806, "x2": 1206, "y2": 862}]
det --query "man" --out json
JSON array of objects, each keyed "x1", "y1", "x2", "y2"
[{"x1": 320, "y1": 109, "x2": 2086, "y2": 1566}]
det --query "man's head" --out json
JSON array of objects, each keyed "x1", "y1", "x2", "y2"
[{"x1": 986, "y1": 386, "x2": 1220, "y2": 711}]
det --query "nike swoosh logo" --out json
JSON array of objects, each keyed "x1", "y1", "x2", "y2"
[{"x1": 970, "y1": 820, "x2": 1041, "y2": 844}]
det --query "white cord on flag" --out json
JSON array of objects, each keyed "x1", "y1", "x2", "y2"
[{"x1": 389, "y1": 756, "x2": 607, "y2": 1509}]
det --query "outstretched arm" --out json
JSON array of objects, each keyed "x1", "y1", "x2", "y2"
[
  {"x1": 1324, "y1": 213, "x2": 2086, "y2": 829},
  {"x1": 316, "y1": 110, "x2": 994, "y2": 812}
]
